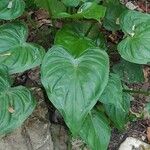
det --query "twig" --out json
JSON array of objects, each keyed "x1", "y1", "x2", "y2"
[{"x1": 123, "y1": 89, "x2": 150, "y2": 96}]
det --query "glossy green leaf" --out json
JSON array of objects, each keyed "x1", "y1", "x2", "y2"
[
  {"x1": 35, "y1": 0, "x2": 106, "y2": 20},
  {"x1": 76, "y1": 2, "x2": 106, "y2": 21},
  {"x1": 54, "y1": 2, "x2": 106, "y2": 20},
  {"x1": 118, "y1": 22, "x2": 150, "y2": 64},
  {"x1": 0, "y1": 66, "x2": 36, "y2": 135},
  {"x1": 118, "y1": 10, "x2": 150, "y2": 64},
  {"x1": 0, "y1": 22, "x2": 45, "y2": 74},
  {"x1": 41, "y1": 45, "x2": 109, "y2": 135},
  {"x1": 119, "y1": 10, "x2": 150, "y2": 34},
  {"x1": 103, "y1": 2, "x2": 126, "y2": 31},
  {"x1": 79, "y1": 109, "x2": 111, "y2": 150},
  {"x1": 55, "y1": 22, "x2": 107, "y2": 52},
  {"x1": 62, "y1": 0, "x2": 80, "y2": 7},
  {"x1": 0, "y1": 0, "x2": 25, "y2": 20},
  {"x1": 113, "y1": 59, "x2": 144, "y2": 83},
  {"x1": 100, "y1": 74, "x2": 131, "y2": 129}
]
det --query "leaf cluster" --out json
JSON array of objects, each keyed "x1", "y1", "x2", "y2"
[{"x1": 0, "y1": 0, "x2": 150, "y2": 149}]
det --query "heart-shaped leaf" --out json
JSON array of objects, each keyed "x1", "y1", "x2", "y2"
[
  {"x1": 41, "y1": 45, "x2": 109, "y2": 135},
  {"x1": 100, "y1": 73, "x2": 131, "y2": 129},
  {"x1": 118, "y1": 22, "x2": 150, "y2": 64},
  {"x1": 0, "y1": 22, "x2": 45, "y2": 74},
  {"x1": 79, "y1": 109, "x2": 111, "y2": 150},
  {"x1": 119, "y1": 10, "x2": 150, "y2": 34},
  {"x1": 0, "y1": 0, "x2": 25, "y2": 20},
  {"x1": 0, "y1": 66, "x2": 36, "y2": 135},
  {"x1": 118, "y1": 10, "x2": 150, "y2": 64}
]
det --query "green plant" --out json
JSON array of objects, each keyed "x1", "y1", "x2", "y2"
[{"x1": 0, "y1": 0, "x2": 150, "y2": 149}]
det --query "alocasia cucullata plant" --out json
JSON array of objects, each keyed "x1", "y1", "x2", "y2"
[{"x1": 0, "y1": 0, "x2": 150, "y2": 149}]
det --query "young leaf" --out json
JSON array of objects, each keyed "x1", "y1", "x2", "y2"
[
  {"x1": 79, "y1": 109, "x2": 111, "y2": 150},
  {"x1": 41, "y1": 45, "x2": 109, "y2": 135},
  {"x1": 0, "y1": 66, "x2": 36, "y2": 135},
  {"x1": 118, "y1": 22, "x2": 150, "y2": 64},
  {"x1": 113, "y1": 59, "x2": 144, "y2": 83},
  {"x1": 0, "y1": 22, "x2": 45, "y2": 74},
  {"x1": 55, "y1": 22, "x2": 107, "y2": 52},
  {"x1": 0, "y1": 0, "x2": 25, "y2": 20},
  {"x1": 99, "y1": 73, "x2": 131, "y2": 129}
]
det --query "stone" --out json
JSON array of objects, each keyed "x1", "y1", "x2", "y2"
[
  {"x1": 0, "y1": 128, "x2": 28, "y2": 150},
  {"x1": 50, "y1": 124, "x2": 68, "y2": 150},
  {"x1": 119, "y1": 137, "x2": 150, "y2": 150}
]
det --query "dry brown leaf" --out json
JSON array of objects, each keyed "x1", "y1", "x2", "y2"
[
  {"x1": 147, "y1": 127, "x2": 150, "y2": 143},
  {"x1": 143, "y1": 67, "x2": 150, "y2": 82},
  {"x1": 8, "y1": 107, "x2": 15, "y2": 113}
]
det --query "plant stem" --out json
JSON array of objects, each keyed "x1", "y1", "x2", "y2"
[
  {"x1": 67, "y1": 132, "x2": 72, "y2": 150},
  {"x1": 84, "y1": 22, "x2": 95, "y2": 37},
  {"x1": 123, "y1": 89, "x2": 150, "y2": 96}
]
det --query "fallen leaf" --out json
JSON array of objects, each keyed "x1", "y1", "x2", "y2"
[{"x1": 8, "y1": 107, "x2": 15, "y2": 113}]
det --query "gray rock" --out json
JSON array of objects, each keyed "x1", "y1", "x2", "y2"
[
  {"x1": 0, "y1": 128, "x2": 27, "y2": 150},
  {"x1": 119, "y1": 137, "x2": 150, "y2": 150}
]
